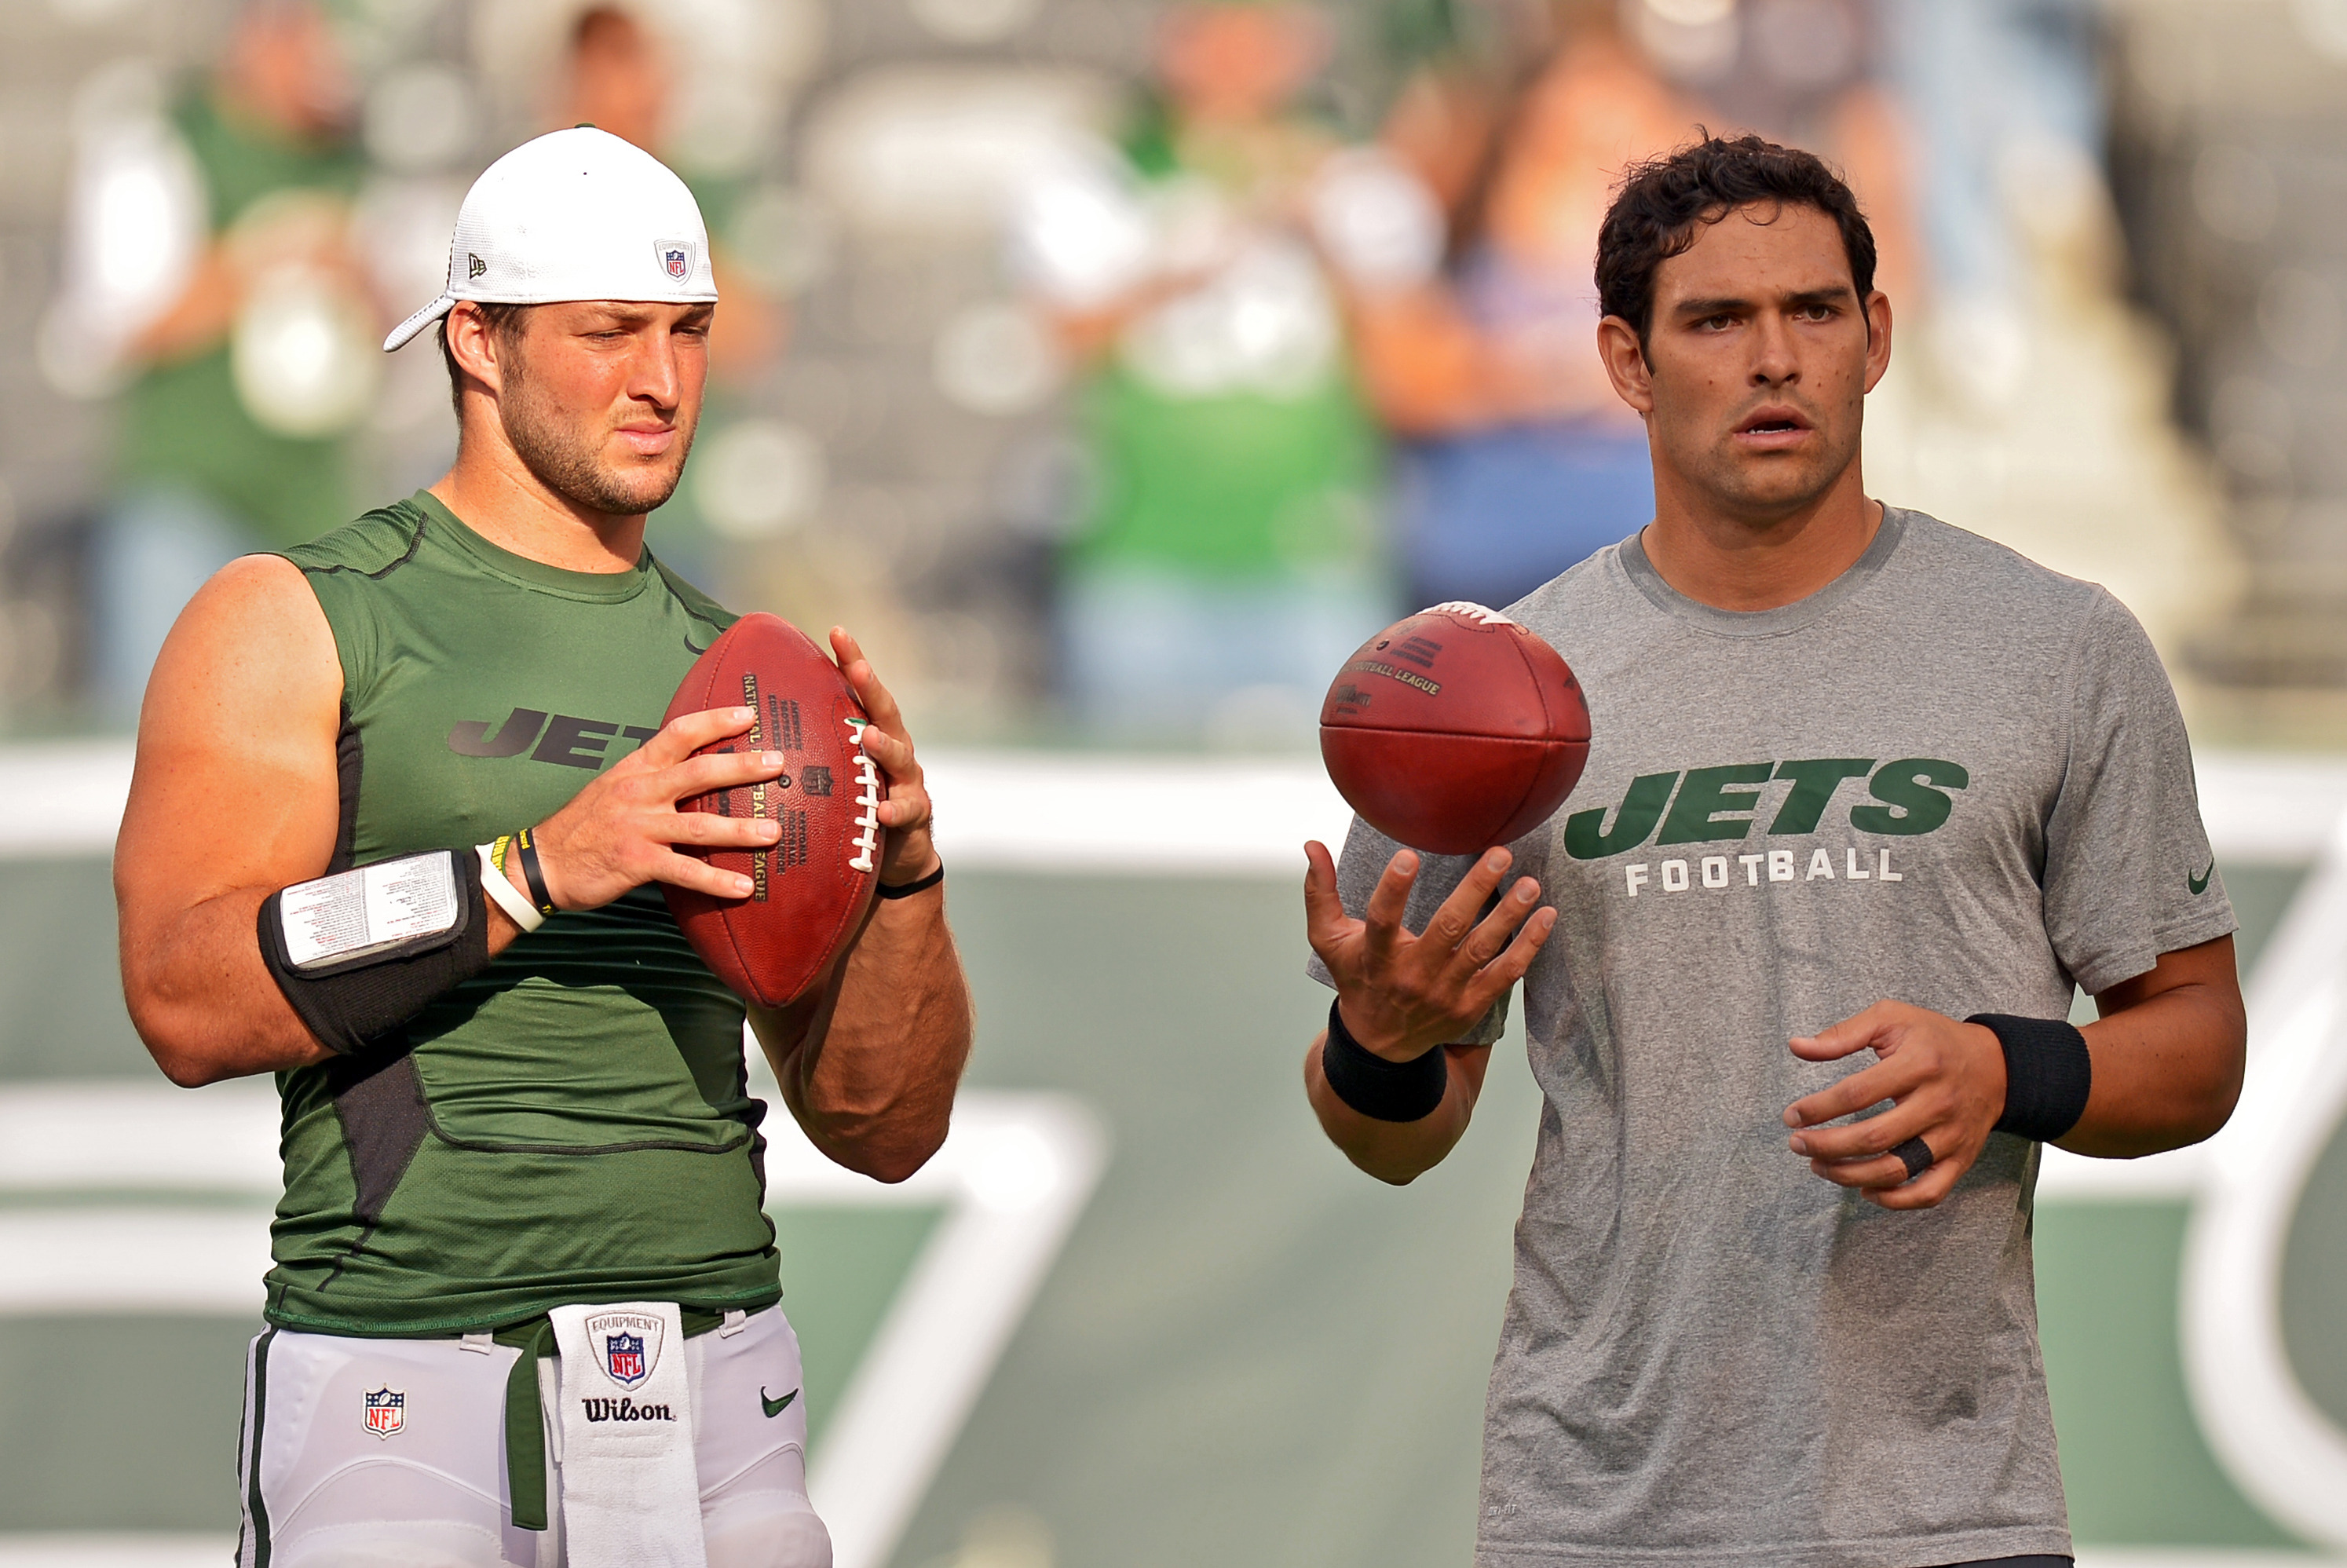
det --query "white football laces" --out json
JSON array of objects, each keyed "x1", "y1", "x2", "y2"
[
  {"x1": 846, "y1": 718, "x2": 881, "y2": 874},
  {"x1": 1425, "y1": 601, "x2": 1516, "y2": 627}
]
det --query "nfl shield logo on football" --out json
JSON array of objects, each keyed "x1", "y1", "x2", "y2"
[
  {"x1": 584, "y1": 1309, "x2": 664, "y2": 1388},
  {"x1": 363, "y1": 1385, "x2": 404, "y2": 1439},
  {"x1": 653, "y1": 238, "x2": 696, "y2": 283}
]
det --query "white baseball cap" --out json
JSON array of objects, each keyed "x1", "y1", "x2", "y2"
[{"x1": 383, "y1": 126, "x2": 718, "y2": 353}]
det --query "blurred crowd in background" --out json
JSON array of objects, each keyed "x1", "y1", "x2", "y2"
[{"x1": 0, "y1": 0, "x2": 2336, "y2": 746}]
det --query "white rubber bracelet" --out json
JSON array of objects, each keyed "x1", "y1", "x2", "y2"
[{"x1": 476, "y1": 842, "x2": 545, "y2": 934}]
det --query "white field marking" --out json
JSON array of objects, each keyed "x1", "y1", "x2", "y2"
[
  {"x1": 0, "y1": 1207, "x2": 275, "y2": 1314},
  {"x1": 0, "y1": 1080, "x2": 285, "y2": 1314},
  {"x1": 3, "y1": 737, "x2": 2334, "y2": 872},
  {"x1": 2195, "y1": 751, "x2": 2347, "y2": 866},
  {"x1": 0, "y1": 1070, "x2": 1105, "y2": 1568},
  {"x1": 0, "y1": 740, "x2": 137, "y2": 857},
  {"x1": 739, "y1": 1045, "x2": 1109, "y2": 1568},
  {"x1": 805, "y1": 1101, "x2": 1105, "y2": 1568},
  {"x1": 2035, "y1": 1141, "x2": 2208, "y2": 1201},
  {"x1": 0, "y1": 1080, "x2": 283, "y2": 1194},
  {"x1": 2180, "y1": 799, "x2": 2347, "y2": 1548},
  {"x1": 920, "y1": 749, "x2": 1357, "y2": 875}
]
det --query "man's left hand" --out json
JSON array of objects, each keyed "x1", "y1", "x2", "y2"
[
  {"x1": 1782, "y1": 1001, "x2": 2008, "y2": 1210},
  {"x1": 829, "y1": 627, "x2": 938, "y2": 888}
]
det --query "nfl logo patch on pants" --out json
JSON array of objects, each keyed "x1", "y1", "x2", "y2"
[{"x1": 363, "y1": 1384, "x2": 404, "y2": 1438}]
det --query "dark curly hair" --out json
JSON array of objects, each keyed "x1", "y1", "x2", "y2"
[{"x1": 1596, "y1": 133, "x2": 1877, "y2": 360}]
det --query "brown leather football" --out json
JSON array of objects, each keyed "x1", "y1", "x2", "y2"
[
  {"x1": 663, "y1": 613, "x2": 883, "y2": 1007},
  {"x1": 1320, "y1": 602, "x2": 1591, "y2": 856}
]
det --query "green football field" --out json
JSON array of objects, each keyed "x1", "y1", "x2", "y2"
[{"x1": 2, "y1": 824, "x2": 2343, "y2": 1565}]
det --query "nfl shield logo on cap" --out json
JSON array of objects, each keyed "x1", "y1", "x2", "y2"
[
  {"x1": 363, "y1": 1385, "x2": 404, "y2": 1439},
  {"x1": 655, "y1": 237, "x2": 697, "y2": 283}
]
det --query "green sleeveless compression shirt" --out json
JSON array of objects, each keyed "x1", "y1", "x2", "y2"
[{"x1": 262, "y1": 492, "x2": 781, "y2": 1336}]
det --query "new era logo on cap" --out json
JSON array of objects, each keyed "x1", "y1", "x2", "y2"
[{"x1": 467, "y1": 253, "x2": 486, "y2": 280}]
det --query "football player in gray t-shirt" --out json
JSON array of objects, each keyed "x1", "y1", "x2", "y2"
[{"x1": 1304, "y1": 135, "x2": 2246, "y2": 1568}]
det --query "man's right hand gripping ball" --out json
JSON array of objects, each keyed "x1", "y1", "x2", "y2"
[{"x1": 521, "y1": 704, "x2": 788, "y2": 913}]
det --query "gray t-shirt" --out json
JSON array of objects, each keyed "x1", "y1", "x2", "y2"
[{"x1": 1311, "y1": 510, "x2": 2236, "y2": 1568}]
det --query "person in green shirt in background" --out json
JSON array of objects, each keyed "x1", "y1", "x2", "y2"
[
  {"x1": 1013, "y1": 0, "x2": 1393, "y2": 744},
  {"x1": 57, "y1": 0, "x2": 367, "y2": 717}
]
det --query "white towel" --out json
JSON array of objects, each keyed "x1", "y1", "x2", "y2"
[{"x1": 549, "y1": 1301, "x2": 710, "y2": 1568}]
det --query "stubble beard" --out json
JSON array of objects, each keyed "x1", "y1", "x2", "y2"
[
  {"x1": 498, "y1": 360, "x2": 696, "y2": 518},
  {"x1": 1683, "y1": 407, "x2": 1862, "y2": 527}
]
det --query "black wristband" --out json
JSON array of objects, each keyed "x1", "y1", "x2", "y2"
[
  {"x1": 260, "y1": 851, "x2": 493, "y2": 1056},
  {"x1": 1320, "y1": 999, "x2": 1450, "y2": 1123},
  {"x1": 1968, "y1": 1012, "x2": 2094, "y2": 1142},
  {"x1": 876, "y1": 863, "x2": 945, "y2": 900},
  {"x1": 513, "y1": 826, "x2": 558, "y2": 917}
]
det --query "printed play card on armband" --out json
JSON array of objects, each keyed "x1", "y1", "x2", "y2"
[{"x1": 278, "y1": 850, "x2": 465, "y2": 973}]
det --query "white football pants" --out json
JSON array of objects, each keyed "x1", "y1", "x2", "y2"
[{"x1": 234, "y1": 1305, "x2": 830, "y2": 1568}]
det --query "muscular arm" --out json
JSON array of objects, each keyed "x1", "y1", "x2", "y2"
[
  {"x1": 120, "y1": 558, "x2": 791, "y2": 1088},
  {"x1": 117, "y1": 557, "x2": 353, "y2": 1084},
  {"x1": 117, "y1": 557, "x2": 547, "y2": 1085},
  {"x1": 751, "y1": 889, "x2": 971, "y2": 1184},
  {"x1": 747, "y1": 630, "x2": 974, "y2": 1183}
]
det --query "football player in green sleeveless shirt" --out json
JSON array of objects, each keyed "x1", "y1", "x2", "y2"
[{"x1": 115, "y1": 130, "x2": 969, "y2": 1567}]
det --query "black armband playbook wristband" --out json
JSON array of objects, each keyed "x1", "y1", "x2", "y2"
[
  {"x1": 258, "y1": 850, "x2": 493, "y2": 1056},
  {"x1": 1967, "y1": 1012, "x2": 2093, "y2": 1142},
  {"x1": 1321, "y1": 999, "x2": 1450, "y2": 1123}
]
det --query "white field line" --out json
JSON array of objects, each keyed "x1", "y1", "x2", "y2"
[
  {"x1": 2194, "y1": 751, "x2": 2347, "y2": 866},
  {"x1": 7, "y1": 740, "x2": 2338, "y2": 872},
  {"x1": 0, "y1": 740, "x2": 1360, "y2": 873},
  {"x1": 0, "y1": 740, "x2": 136, "y2": 858},
  {"x1": 2180, "y1": 800, "x2": 2347, "y2": 1548},
  {"x1": 0, "y1": 1080, "x2": 283, "y2": 1193},
  {"x1": 0, "y1": 1207, "x2": 275, "y2": 1314},
  {"x1": 2036, "y1": 1140, "x2": 2208, "y2": 1201},
  {"x1": 805, "y1": 1098, "x2": 1106, "y2": 1568}
]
